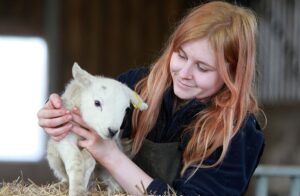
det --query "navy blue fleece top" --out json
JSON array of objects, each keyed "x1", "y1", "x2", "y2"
[{"x1": 117, "y1": 68, "x2": 265, "y2": 196}]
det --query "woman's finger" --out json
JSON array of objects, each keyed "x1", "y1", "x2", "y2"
[
  {"x1": 72, "y1": 125, "x2": 93, "y2": 140},
  {"x1": 44, "y1": 123, "x2": 73, "y2": 137},
  {"x1": 70, "y1": 107, "x2": 95, "y2": 131},
  {"x1": 72, "y1": 107, "x2": 81, "y2": 115},
  {"x1": 77, "y1": 139, "x2": 88, "y2": 148},
  {"x1": 39, "y1": 114, "x2": 72, "y2": 128},
  {"x1": 71, "y1": 111, "x2": 89, "y2": 129},
  {"x1": 47, "y1": 93, "x2": 63, "y2": 109},
  {"x1": 51, "y1": 131, "x2": 70, "y2": 141},
  {"x1": 37, "y1": 108, "x2": 70, "y2": 119},
  {"x1": 89, "y1": 127, "x2": 99, "y2": 136}
]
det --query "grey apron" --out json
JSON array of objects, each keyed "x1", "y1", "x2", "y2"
[{"x1": 133, "y1": 139, "x2": 182, "y2": 185}]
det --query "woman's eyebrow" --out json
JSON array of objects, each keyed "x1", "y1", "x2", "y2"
[{"x1": 179, "y1": 47, "x2": 215, "y2": 69}]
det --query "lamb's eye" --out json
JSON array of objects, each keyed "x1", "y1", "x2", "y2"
[{"x1": 94, "y1": 100, "x2": 102, "y2": 107}]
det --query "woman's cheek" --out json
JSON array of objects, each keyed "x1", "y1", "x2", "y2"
[
  {"x1": 194, "y1": 73, "x2": 214, "y2": 88},
  {"x1": 195, "y1": 73, "x2": 224, "y2": 91},
  {"x1": 170, "y1": 54, "x2": 181, "y2": 71}
]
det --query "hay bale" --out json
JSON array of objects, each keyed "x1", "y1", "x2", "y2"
[
  {"x1": 0, "y1": 177, "x2": 176, "y2": 196},
  {"x1": 0, "y1": 177, "x2": 125, "y2": 196}
]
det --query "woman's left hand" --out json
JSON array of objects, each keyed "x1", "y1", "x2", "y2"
[
  {"x1": 70, "y1": 107, "x2": 120, "y2": 164},
  {"x1": 71, "y1": 108, "x2": 153, "y2": 195}
]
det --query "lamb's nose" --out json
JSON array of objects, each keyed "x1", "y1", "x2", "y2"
[{"x1": 108, "y1": 128, "x2": 118, "y2": 138}]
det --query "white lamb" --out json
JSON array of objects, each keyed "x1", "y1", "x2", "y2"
[{"x1": 46, "y1": 62, "x2": 148, "y2": 196}]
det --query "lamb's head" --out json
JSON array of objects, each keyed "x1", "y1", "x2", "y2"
[{"x1": 72, "y1": 62, "x2": 148, "y2": 139}]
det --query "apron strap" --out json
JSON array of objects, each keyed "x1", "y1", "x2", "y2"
[{"x1": 133, "y1": 139, "x2": 182, "y2": 185}]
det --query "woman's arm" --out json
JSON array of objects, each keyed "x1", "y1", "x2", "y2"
[
  {"x1": 70, "y1": 108, "x2": 153, "y2": 195},
  {"x1": 100, "y1": 145, "x2": 153, "y2": 195}
]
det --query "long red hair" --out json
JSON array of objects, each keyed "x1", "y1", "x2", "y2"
[{"x1": 131, "y1": 1, "x2": 261, "y2": 174}]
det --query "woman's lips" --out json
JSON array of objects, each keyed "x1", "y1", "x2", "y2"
[{"x1": 177, "y1": 78, "x2": 194, "y2": 88}]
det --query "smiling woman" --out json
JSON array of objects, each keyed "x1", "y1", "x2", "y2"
[
  {"x1": 0, "y1": 36, "x2": 48, "y2": 162},
  {"x1": 170, "y1": 38, "x2": 224, "y2": 101},
  {"x1": 37, "y1": 1, "x2": 265, "y2": 195}
]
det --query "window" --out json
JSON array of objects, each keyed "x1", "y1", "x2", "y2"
[{"x1": 0, "y1": 36, "x2": 48, "y2": 162}]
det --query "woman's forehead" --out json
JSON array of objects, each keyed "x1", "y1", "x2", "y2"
[{"x1": 180, "y1": 38, "x2": 217, "y2": 68}]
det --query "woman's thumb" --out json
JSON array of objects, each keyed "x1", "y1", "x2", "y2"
[{"x1": 50, "y1": 93, "x2": 62, "y2": 109}]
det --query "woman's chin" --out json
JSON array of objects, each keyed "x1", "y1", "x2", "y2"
[{"x1": 173, "y1": 87, "x2": 193, "y2": 100}]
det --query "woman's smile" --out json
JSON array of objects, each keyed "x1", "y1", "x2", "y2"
[{"x1": 177, "y1": 78, "x2": 194, "y2": 88}]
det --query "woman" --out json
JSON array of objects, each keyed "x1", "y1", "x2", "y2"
[{"x1": 38, "y1": 1, "x2": 265, "y2": 195}]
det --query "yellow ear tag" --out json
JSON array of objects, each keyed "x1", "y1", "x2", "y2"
[{"x1": 132, "y1": 92, "x2": 143, "y2": 109}]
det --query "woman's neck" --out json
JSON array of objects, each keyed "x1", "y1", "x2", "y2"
[{"x1": 173, "y1": 96, "x2": 189, "y2": 113}]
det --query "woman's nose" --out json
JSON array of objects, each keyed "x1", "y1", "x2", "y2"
[{"x1": 179, "y1": 63, "x2": 193, "y2": 79}]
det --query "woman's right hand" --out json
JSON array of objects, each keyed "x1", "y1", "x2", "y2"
[{"x1": 37, "y1": 93, "x2": 73, "y2": 141}]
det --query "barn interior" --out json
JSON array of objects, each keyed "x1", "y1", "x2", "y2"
[{"x1": 0, "y1": 0, "x2": 299, "y2": 195}]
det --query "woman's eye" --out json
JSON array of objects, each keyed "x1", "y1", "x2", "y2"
[
  {"x1": 197, "y1": 64, "x2": 208, "y2": 72},
  {"x1": 178, "y1": 53, "x2": 186, "y2": 60},
  {"x1": 94, "y1": 100, "x2": 102, "y2": 107}
]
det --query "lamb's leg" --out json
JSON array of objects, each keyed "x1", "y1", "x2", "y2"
[
  {"x1": 59, "y1": 143, "x2": 86, "y2": 196},
  {"x1": 47, "y1": 140, "x2": 68, "y2": 182},
  {"x1": 67, "y1": 164, "x2": 85, "y2": 196},
  {"x1": 82, "y1": 149, "x2": 96, "y2": 189}
]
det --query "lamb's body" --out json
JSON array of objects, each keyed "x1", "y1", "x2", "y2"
[{"x1": 47, "y1": 63, "x2": 147, "y2": 196}]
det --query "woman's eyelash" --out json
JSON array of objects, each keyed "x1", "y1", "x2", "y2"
[
  {"x1": 197, "y1": 64, "x2": 208, "y2": 72},
  {"x1": 177, "y1": 52, "x2": 210, "y2": 72},
  {"x1": 178, "y1": 53, "x2": 186, "y2": 59}
]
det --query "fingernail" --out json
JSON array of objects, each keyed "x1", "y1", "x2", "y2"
[{"x1": 73, "y1": 107, "x2": 77, "y2": 111}]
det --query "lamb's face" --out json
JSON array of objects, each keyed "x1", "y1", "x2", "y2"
[
  {"x1": 80, "y1": 77, "x2": 130, "y2": 140},
  {"x1": 71, "y1": 62, "x2": 147, "y2": 139}
]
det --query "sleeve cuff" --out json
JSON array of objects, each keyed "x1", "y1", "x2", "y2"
[{"x1": 146, "y1": 179, "x2": 174, "y2": 195}]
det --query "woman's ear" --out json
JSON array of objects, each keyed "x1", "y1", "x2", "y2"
[
  {"x1": 72, "y1": 62, "x2": 92, "y2": 87},
  {"x1": 122, "y1": 85, "x2": 148, "y2": 111}
]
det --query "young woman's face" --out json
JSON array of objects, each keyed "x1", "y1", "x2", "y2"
[{"x1": 170, "y1": 38, "x2": 224, "y2": 101}]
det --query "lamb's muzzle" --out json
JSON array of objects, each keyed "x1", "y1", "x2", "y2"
[{"x1": 108, "y1": 128, "x2": 118, "y2": 138}]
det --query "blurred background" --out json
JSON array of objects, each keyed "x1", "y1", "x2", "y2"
[{"x1": 0, "y1": 0, "x2": 299, "y2": 195}]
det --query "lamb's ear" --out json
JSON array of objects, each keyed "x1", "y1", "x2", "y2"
[
  {"x1": 122, "y1": 85, "x2": 148, "y2": 111},
  {"x1": 72, "y1": 62, "x2": 92, "y2": 87}
]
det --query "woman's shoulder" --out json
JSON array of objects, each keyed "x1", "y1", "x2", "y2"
[
  {"x1": 236, "y1": 113, "x2": 264, "y2": 142},
  {"x1": 228, "y1": 113, "x2": 265, "y2": 169},
  {"x1": 116, "y1": 67, "x2": 149, "y2": 89},
  {"x1": 228, "y1": 113, "x2": 265, "y2": 157}
]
